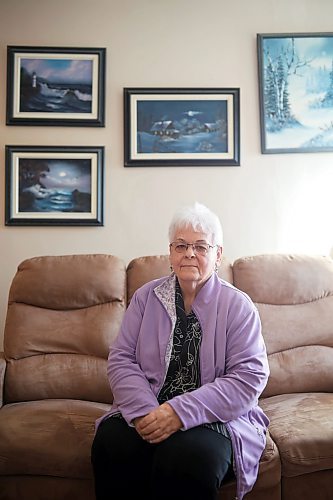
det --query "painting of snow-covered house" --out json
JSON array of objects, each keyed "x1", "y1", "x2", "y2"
[
  {"x1": 137, "y1": 99, "x2": 227, "y2": 154},
  {"x1": 125, "y1": 88, "x2": 240, "y2": 166}
]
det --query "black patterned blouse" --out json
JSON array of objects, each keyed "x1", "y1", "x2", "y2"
[{"x1": 158, "y1": 279, "x2": 229, "y2": 439}]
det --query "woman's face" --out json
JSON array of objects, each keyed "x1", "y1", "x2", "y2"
[{"x1": 169, "y1": 226, "x2": 222, "y2": 290}]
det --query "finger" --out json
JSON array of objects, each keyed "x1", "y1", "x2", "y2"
[
  {"x1": 142, "y1": 422, "x2": 173, "y2": 441},
  {"x1": 136, "y1": 411, "x2": 159, "y2": 429},
  {"x1": 141, "y1": 424, "x2": 163, "y2": 440},
  {"x1": 137, "y1": 418, "x2": 159, "y2": 434},
  {"x1": 147, "y1": 430, "x2": 172, "y2": 444}
]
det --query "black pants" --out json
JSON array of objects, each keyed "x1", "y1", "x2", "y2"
[{"x1": 91, "y1": 417, "x2": 234, "y2": 500}]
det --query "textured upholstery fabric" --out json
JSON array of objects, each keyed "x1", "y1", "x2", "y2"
[
  {"x1": 0, "y1": 399, "x2": 109, "y2": 477},
  {"x1": 233, "y1": 254, "x2": 333, "y2": 499},
  {"x1": 260, "y1": 393, "x2": 333, "y2": 476},
  {"x1": 281, "y1": 469, "x2": 333, "y2": 500},
  {"x1": 0, "y1": 476, "x2": 95, "y2": 500},
  {"x1": 0, "y1": 254, "x2": 126, "y2": 500},
  {"x1": 219, "y1": 430, "x2": 281, "y2": 499},
  {"x1": 4, "y1": 254, "x2": 126, "y2": 404},
  {"x1": 233, "y1": 254, "x2": 333, "y2": 398},
  {"x1": 0, "y1": 353, "x2": 5, "y2": 408}
]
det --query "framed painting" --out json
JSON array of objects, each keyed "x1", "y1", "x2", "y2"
[
  {"x1": 5, "y1": 145, "x2": 104, "y2": 226},
  {"x1": 258, "y1": 32, "x2": 333, "y2": 153},
  {"x1": 124, "y1": 88, "x2": 240, "y2": 166},
  {"x1": 6, "y1": 46, "x2": 106, "y2": 126}
]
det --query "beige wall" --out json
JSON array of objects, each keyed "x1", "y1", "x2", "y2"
[{"x1": 1, "y1": 0, "x2": 333, "y2": 349}]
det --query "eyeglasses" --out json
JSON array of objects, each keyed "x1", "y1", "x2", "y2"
[{"x1": 170, "y1": 242, "x2": 216, "y2": 256}]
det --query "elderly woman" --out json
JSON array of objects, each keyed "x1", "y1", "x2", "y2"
[{"x1": 91, "y1": 202, "x2": 269, "y2": 500}]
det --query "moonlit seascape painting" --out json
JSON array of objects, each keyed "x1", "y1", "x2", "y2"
[
  {"x1": 258, "y1": 33, "x2": 333, "y2": 153},
  {"x1": 18, "y1": 158, "x2": 92, "y2": 213}
]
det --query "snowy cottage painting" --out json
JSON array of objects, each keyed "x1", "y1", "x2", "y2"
[
  {"x1": 258, "y1": 33, "x2": 333, "y2": 153},
  {"x1": 136, "y1": 99, "x2": 228, "y2": 155}
]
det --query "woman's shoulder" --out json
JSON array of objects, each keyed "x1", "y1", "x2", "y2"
[
  {"x1": 130, "y1": 275, "x2": 171, "y2": 303},
  {"x1": 215, "y1": 274, "x2": 257, "y2": 310}
]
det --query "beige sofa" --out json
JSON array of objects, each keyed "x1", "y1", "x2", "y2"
[{"x1": 0, "y1": 253, "x2": 332, "y2": 500}]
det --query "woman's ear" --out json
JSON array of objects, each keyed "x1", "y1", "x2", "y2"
[
  {"x1": 168, "y1": 245, "x2": 174, "y2": 272},
  {"x1": 216, "y1": 246, "x2": 223, "y2": 267}
]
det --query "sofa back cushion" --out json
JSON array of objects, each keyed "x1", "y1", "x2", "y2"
[
  {"x1": 232, "y1": 254, "x2": 333, "y2": 397},
  {"x1": 4, "y1": 254, "x2": 126, "y2": 404},
  {"x1": 126, "y1": 254, "x2": 234, "y2": 305}
]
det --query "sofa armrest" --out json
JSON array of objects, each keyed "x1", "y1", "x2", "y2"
[{"x1": 0, "y1": 352, "x2": 6, "y2": 408}]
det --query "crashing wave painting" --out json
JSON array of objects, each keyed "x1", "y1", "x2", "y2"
[
  {"x1": 7, "y1": 47, "x2": 105, "y2": 126},
  {"x1": 19, "y1": 57, "x2": 93, "y2": 114}
]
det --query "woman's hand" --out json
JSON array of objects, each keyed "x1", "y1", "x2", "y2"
[{"x1": 134, "y1": 403, "x2": 182, "y2": 443}]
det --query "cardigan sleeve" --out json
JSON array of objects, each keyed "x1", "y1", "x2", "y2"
[{"x1": 107, "y1": 289, "x2": 160, "y2": 424}]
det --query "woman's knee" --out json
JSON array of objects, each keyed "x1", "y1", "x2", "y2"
[
  {"x1": 152, "y1": 428, "x2": 232, "y2": 484},
  {"x1": 92, "y1": 418, "x2": 130, "y2": 463}
]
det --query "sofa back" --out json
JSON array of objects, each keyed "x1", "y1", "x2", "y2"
[
  {"x1": 233, "y1": 254, "x2": 333, "y2": 398},
  {"x1": 4, "y1": 254, "x2": 126, "y2": 404},
  {"x1": 126, "y1": 254, "x2": 233, "y2": 305},
  {"x1": 4, "y1": 252, "x2": 333, "y2": 405}
]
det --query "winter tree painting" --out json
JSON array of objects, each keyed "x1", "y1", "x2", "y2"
[{"x1": 258, "y1": 33, "x2": 333, "y2": 153}]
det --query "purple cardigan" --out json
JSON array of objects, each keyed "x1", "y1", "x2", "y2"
[{"x1": 97, "y1": 273, "x2": 270, "y2": 500}]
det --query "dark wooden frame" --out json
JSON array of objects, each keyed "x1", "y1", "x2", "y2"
[
  {"x1": 5, "y1": 145, "x2": 104, "y2": 226},
  {"x1": 258, "y1": 32, "x2": 333, "y2": 153},
  {"x1": 124, "y1": 87, "x2": 240, "y2": 166},
  {"x1": 6, "y1": 46, "x2": 106, "y2": 126}
]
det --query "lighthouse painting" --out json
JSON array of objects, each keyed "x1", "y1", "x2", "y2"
[
  {"x1": 20, "y1": 58, "x2": 93, "y2": 113},
  {"x1": 6, "y1": 46, "x2": 106, "y2": 126}
]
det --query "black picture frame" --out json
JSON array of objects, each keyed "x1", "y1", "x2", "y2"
[
  {"x1": 5, "y1": 145, "x2": 104, "y2": 226},
  {"x1": 124, "y1": 88, "x2": 240, "y2": 166},
  {"x1": 258, "y1": 32, "x2": 333, "y2": 153},
  {"x1": 6, "y1": 46, "x2": 106, "y2": 126}
]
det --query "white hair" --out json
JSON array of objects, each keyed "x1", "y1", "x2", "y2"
[{"x1": 168, "y1": 202, "x2": 223, "y2": 246}]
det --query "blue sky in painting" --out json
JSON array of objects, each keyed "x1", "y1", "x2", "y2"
[
  {"x1": 137, "y1": 99, "x2": 227, "y2": 130},
  {"x1": 21, "y1": 58, "x2": 93, "y2": 84},
  {"x1": 263, "y1": 35, "x2": 333, "y2": 68}
]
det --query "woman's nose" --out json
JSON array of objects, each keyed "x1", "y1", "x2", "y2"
[{"x1": 185, "y1": 244, "x2": 196, "y2": 256}]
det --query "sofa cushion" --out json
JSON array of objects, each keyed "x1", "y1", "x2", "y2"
[
  {"x1": 6, "y1": 254, "x2": 126, "y2": 311},
  {"x1": 232, "y1": 254, "x2": 333, "y2": 397},
  {"x1": 0, "y1": 353, "x2": 5, "y2": 408},
  {"x1": 232, "y1": 254, "x2": 333, "y2": 305},
  {"x1": 260, "y1": 392, "x2": 333, "y2": 477},
  {"x1": 0, "y1": 476, "x2": 94, "y2": 500},
  {"x1": 4, "y1": 354, "x2": 112, "y2": 404},
  {"x1": 0, "y1": 399, "x2": 110, "y2": 478},
  {"x1": 219, "y1": 429, "x2": 281, "y2": 499},
  {"x1": 4, "y1": 254, "x2": 126, "y2": 404}
]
